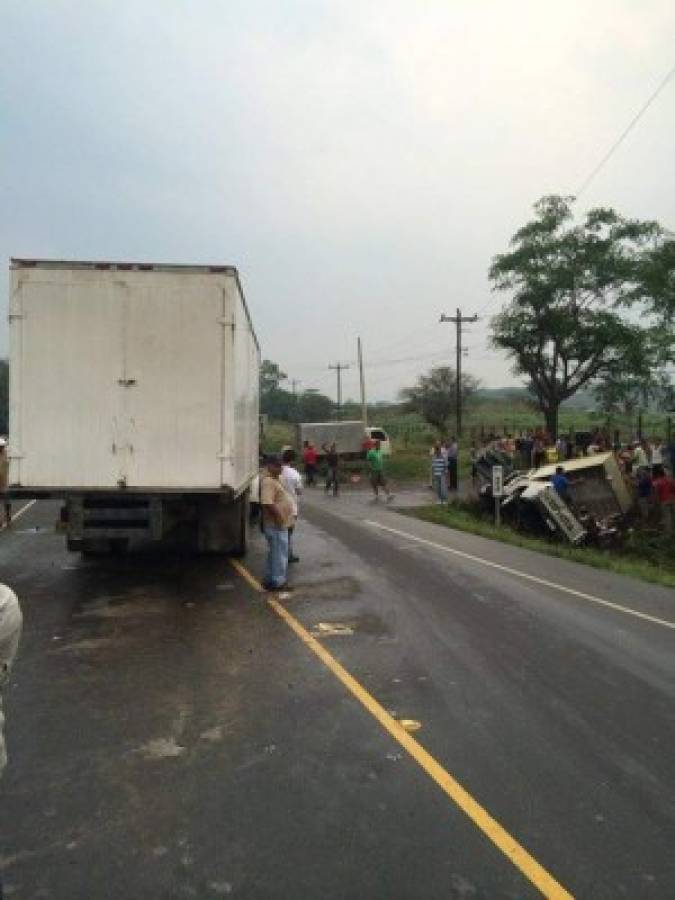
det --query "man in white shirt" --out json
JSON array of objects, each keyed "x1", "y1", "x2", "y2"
[
  {"x1": 0, "y1": 584, "x2": 21, "y2": 900},
  {"x1": 633, "y1": 441, "x2": 649, "y2": 470},
  {"x1": 281, "y1": 449, "x2": 303, "y2": 564}
]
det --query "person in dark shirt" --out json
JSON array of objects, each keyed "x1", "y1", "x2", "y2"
[{"x1": 322, "y1": 442, "x2": 339, "y2": 496}]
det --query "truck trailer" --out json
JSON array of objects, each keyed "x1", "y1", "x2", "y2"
[
  {"x1": 296, "y1": 421, "x2": 391, "y2": 459},
  {"x1": 8, "y1": 259, "x2": 259, "y2": 555}
]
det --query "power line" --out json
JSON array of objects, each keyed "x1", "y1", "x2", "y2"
[
  {"x1": 328, "y1": 362, "x2": 350, "y2": 421},
  {"x1": 575, "y1": 60, "x2": 675, "y2": 199}
]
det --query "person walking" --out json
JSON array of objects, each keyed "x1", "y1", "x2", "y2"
[
  {"x1": 302, "y1": 441, "x2": 318, "y2": 487},
  {"x1": 323, "y1": 442, "x2": 339, "y2": 496},
  {"x1": 446, "y1": 437, "x2": 459, "y2": 492},
  {"x1": 0, "y1": 440, "x2": 11, "y2": 527},
  {"x1": 260, "y1": 454, "x2": 296, "y2": 591},
  {"x1": 281, "y1": 448, "x2": 303, "y2": 564},
  {"x1": 366, "y1": 439, "x2": 393, "y2": 502},
  {"x1": 431, "y1": 444, "x2": 448, "y2": 504},
  {"x1": 0, "y1": 584, "x2": 22, "y2": 900}
]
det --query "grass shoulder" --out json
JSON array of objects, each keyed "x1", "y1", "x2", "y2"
[{"x1": 402, "y1": 502, "x2": 675, "y2": 590}]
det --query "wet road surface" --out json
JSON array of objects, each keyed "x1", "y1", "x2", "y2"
[{"x1": 1, "y1": 492, "x2": 674, "y2": 899}]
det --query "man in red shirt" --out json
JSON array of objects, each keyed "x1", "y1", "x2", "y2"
[
  {"x1": 652, "y1": 466, "x2": 674, "y2": 533},
  {"x1": 302, "y1": 441, "x2": 318, "y2": 487}
]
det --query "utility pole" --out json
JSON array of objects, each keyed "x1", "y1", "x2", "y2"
[
  {"x1": 329, "y1": 362, "x2": 350, "y2": 421},
  {"x1": 290, "y1": 379, "x2": 301, "y2": 423},
  {"x1": 439, "y1": 308, "x2": 478, "y2": 437},
  {"x1": 357, "y1": 337, "x2": 367, "y2": 426}
]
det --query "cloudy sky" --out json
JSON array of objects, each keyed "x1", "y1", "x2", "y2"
[{"x1": 1, "y1": 1, "x2": 674, "y2": 401}]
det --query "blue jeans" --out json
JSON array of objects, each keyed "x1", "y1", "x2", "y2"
[
  {"x1": 433, "y1": 473, "x2": 448, "y2": 502},
  {"x1": 263, "y1": 526, "x2": 289, "y2": 588}
]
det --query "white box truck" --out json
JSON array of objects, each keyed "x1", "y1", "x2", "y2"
[
  {"x1": 8, "y1": 259, "x2": 259, "y2": 555},
  {"x1": 296, "y1": 422, "x2": 391, "y2": 459}
]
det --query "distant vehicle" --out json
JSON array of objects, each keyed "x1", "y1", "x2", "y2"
[
  {"x1": 295, "y1": 421, "x2": 391, "y2": 459},
  {"x1": 8, "y1": 259, "x2": 259, "y2": 555}
]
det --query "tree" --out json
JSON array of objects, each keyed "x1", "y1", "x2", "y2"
[
  {"x1": 297, "y1": 389, "x2": 334, "y2": 422},
  {"x1": 260, "y1": 359, "x2": 287, "y2": 394},
  {"x1": 489, "y1": 195, "x2": 662, "y2": 437},
  {"x1": 400, "y1": 366, "x2": 479, "y2": 433},
  {"x1": 260, "y1": 359, "x2": 295, "y2": 419},
  {"x1": 594, "y1": 369, "x2": 673, "y2": 417}
]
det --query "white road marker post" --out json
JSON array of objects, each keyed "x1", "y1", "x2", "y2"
[{"x1": 492, "y1": 465, "x2": 503, "y2": 527}]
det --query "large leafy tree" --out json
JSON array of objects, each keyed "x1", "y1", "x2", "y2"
[
  {"x1": 297, "y1": 389, "x2": 334, "y2": 422},
  {"x1": 594, "y1": 369, "x2": 673, "y2": 417},
  {"x1": 260, "y1": 359, "x2": 294, "y2": 419},
  {"x1": 489, "y1": 195, "x2": 664, "y2": 436},
  {"x1": 400, "y1": 366, "x2": 479, "y2": 433}
]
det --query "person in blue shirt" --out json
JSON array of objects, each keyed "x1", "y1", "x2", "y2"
[{"x1": 551, "y1": 466, "x2": 572, "y2": 501}]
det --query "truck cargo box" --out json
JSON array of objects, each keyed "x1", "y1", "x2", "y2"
[{"x1": 9, "y1": 260, "x2": 260, "y2": 496}]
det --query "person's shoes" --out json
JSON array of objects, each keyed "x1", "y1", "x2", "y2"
[
  {"x1": 262, "y1": 581, "x2": 293, "y2": 592},
  {"x1": 289, "y1": 555, "x2": 300, "y2": 563}
]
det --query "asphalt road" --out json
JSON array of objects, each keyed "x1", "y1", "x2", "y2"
[{"x1": 1, "y1": 492, "x2": 674, "y2": 899}]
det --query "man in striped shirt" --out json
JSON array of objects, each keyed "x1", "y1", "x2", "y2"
[{"x1": 431, "y1": 444, "x2": 448, "y2": 504}]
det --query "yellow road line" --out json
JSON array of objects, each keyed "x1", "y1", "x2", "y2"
[
  {"x1": 0, "y1": 499, "x2": 37, "y2": 531},
  {"x1": 365, "y1": 519, "x2": 675, "y2": 632},
  {"x1": 230, "y1": 557, "x2": 263, "y2": 592},
  {"x1": 230, "y1": 558, "x2": 573, "y2": 899}
]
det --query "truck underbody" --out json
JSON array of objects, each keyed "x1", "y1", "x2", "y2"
[{"x1": 10, "y1": 488, "x2": 250, "y2": 556}]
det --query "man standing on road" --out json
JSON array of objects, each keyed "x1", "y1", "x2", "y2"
[
  {"x1": 431, "y1": 444, "x2": 448, "y2": 504},
  {"x1": 323, "y1": 442, "x2": 339, "y2": 496},
  {"x1": 281, "y1": 448, "x2": 303, "y2": 564},
  {"x1": 366, "y1": 439, "x2": 394, "y2": 502},
  {"x1": 302, "y1": 441, "x2": 318, "y2": 487},
  {"x1": 0, "y1": 440, "x2": 11, "y2": 527},
  {"x1": 260, "y1": 455, "x2": 296, "y2": 591},
  {"x1": 0, "y1": 584, "x2": 22, "y2": 900}
]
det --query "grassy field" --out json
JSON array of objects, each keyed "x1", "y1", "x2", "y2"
[
  {"x1": 376, "y1": 402, "x2": 673, "y2": 445},
  {"x1": 405, "y1": 502, "x2": 675, "y2": 590}
]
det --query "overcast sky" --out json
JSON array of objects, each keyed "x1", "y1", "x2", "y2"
[{"x1": 2, "y1": 1, "x2": 674, "y2": 401}]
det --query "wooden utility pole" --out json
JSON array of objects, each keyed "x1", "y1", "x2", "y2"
[
  {"x1": 439, "y1": 309, "x2": 478, "y2": 436},
  {"x1": 329, "y1": 362, "x2": 350, "y2": 421},
  {"x1": 357, "y1": 337, "x2": 367, "y2": 426},
  {"x1": 290, "y1": 379, "x2": 301, "y2": 422}
]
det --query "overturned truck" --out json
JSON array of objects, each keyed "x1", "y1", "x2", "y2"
[{"x1": 479, "y1": 451, "x2": 632, "y2": 545}]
